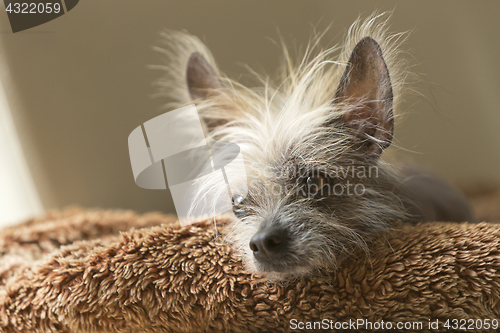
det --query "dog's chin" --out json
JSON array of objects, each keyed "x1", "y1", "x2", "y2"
[
  {"x1": 250, "y1": 259, "x2": 312, "y2": 281},
  {"x1": 238, "y1": 248, "x2": 314, "y2": 281}
]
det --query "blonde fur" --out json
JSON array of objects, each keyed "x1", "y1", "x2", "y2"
[{"x1": 154, "y1": 13, "x2": 412, "y2": 280}]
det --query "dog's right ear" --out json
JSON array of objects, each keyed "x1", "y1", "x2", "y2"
[
  {"x1": 187, "y1": 52, "x2": 233, "y2": 133},
  {"x1": 187, "y1": 52, "x2": 223, "y2": 100}
]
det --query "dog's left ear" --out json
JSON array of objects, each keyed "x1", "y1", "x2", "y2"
[{"x1": 335, "y1": 37, "x2": 394, "y2": 156}]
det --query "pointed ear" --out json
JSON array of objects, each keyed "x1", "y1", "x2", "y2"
[
  {"x1": 187, "y1": 52, "x2": 231, "y2": 133},
  {"x1": 187, "y1": 52, "x2": 223, "y2": 100},
  {"x1": 335, "y1": 37, "x2": 394, "y2": 156}
]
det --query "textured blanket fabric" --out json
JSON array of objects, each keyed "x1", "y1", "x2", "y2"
[{"x1": 0, "y1": 190, "x2": 499, "y2": 333}]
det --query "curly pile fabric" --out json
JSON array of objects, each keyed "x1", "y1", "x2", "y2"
[{"x1": 0, "y1": 190, "x2": 499, "y2": 333}]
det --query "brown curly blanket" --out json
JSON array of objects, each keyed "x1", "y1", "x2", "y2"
[{"x1": 0, "y1": 190, "x2": 499, "y2": 333}]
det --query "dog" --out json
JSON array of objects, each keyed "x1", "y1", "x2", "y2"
[{"x1": 155, "y1": 13, "x2": 475, "y2": 280}]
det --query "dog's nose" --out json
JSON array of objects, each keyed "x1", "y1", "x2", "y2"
[{"x1": 249, "y1": 226, "x2": 288, "y2": 261}]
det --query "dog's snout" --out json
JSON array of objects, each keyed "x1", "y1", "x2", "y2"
[{"x1": 249, "y1": 226, "x2": 288, "y2": 261}]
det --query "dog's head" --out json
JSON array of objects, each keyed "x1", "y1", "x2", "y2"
[{"x1": 157, "y1": 14, "x2": 408, "y2": 279}]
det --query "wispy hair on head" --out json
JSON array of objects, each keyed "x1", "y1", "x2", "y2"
[{"x1": 149, "y1": 12, "x2": 472, "y2": 280}]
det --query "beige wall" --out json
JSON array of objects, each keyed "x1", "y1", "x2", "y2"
[{"x1": 0, "y1": 1, "x2": 499, "y2": 215}]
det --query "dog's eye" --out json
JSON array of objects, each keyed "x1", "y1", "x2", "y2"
[
  {"x1": 232, "y1": 195, "x2": 245, "y2": 205},
  {"x1": 303, "y1": 173, "x2": 328, "y2": 197},
  {"x1": 306, "y1": 175, "x2": 327, "y2": 189},
  {"x1": 232, "y1": 194, "x2": 248, "y2": 215}
]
